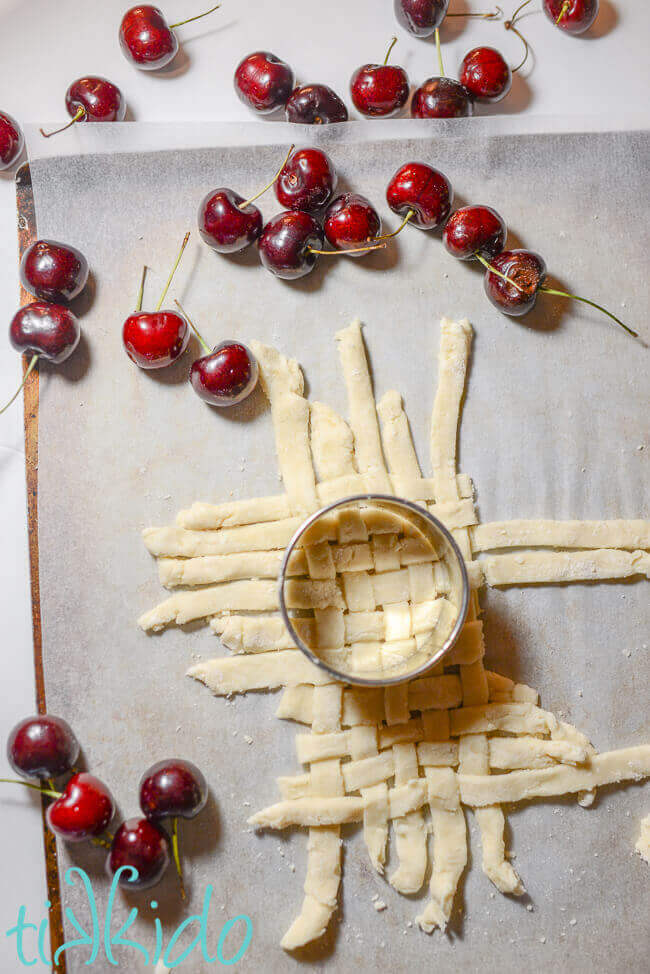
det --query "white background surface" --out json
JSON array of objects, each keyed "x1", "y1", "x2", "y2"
[{"x1": 0, "y1": 1, "x2": 648, "y2": 969}]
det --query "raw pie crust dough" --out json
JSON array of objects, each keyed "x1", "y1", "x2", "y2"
[{"x1": 140, "y1": 319, "x2": 650, "y2": 950}]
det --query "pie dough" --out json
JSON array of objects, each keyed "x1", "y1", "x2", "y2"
[
  {"x1": 636, "y1": 815, "x2": 650, "y2": 864},
  {"x1": 139, "y1": 317, "x2": 650, "y2": 949}
]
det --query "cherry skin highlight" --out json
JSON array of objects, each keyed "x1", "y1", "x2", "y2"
[
  {"x1": 140, "y1": 759, "x2": 208, "y2": 820},
  {"x1": 7, "y1": 715, "x2": 80, "y2": 780},
  {"x1": 350, "y1": 61, "x2": 409, "y2": 118},
  {"x1": 324, "y1": 194, "x2": 381, "y2": 255},
  {"x1": 484, "y1": 249, "x2": 547, "y2": 316},
  {"x1": 394, "y1": 0, "x2": 449, "y2": 37},
  {"x1": 190, "y1": 341, "x2": 259, "y2": 407},
  {"x1": 234, "y1": 52, "x2": 294, "y2": 114},
  {"x1": 411, "y1": 77, "x2": 473, "y2": 118},
  {"x1": 443, "y1": 205, "x2": 506, "y2": 260},
  {"x1": 107, "y1": 818, "x2": 170, "y2": 889},
  {"x1": 543, "y1": 0, "x2": 599, "y2": 34},
  {"x1": 275, "y1": 148, "x2": 336, "y2": 213},
  {"x1": 285, "y1": 85, "x2": 348, "y2": 124},
  {"x1": 20, "y1": 240, "x2": 89, "y2": 304},
  {"x1": 258, "y1": 211, "x2": 324, "y2": 279},
  {"x1": 386, "y1": 162, "x2": 453, "y2": 230},
  {"x1": 119, "y1": 5, "x2": 178, "y2": 69},
  {"x1": 459, "y1": 47, "x2": 512, "y2": 103},
  {"x1": 198, "y1": 188, "x2": 263, "y2": 253},
  {"x1": 10, "y1": 303, "x2": 81, "y2": 364},
  {"x1": 0, "y1": 111, "x2": 24, "y2": 169},
  {"x1": 123, "y1": 311, "x2": 189, "y2": 369},
  {"x1": 46, "y1": 773, "x2": 114, "y2": 842}
]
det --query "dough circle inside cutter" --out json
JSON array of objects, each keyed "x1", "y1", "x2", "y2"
[{"x1": 278, "y1": 494, "x2": 470, "y2": 685}]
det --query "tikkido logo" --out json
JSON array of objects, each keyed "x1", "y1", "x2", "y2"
[{"x1": 6, "y1": 868, "x2": 253, "y2": 968}]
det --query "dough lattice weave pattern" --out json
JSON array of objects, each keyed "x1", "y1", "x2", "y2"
[{"x1": 139, "y1": 318, "x2": 650, "y2": 950}]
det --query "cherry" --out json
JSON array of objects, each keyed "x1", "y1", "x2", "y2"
[
  {"x1": 459, "y1": 47, "x2": 511, "y2": 103},
  {"x1": 386, "y1": 161, "x2": 452, "y2": 230},
  {"x1": 275, "y1": 147, "x2": 336, "y2": 213},
  {"x1": 443, "y1": 205, "x2": 506, "y2": 260},
  {"x1": 543, "y1": 0, "x2": 598, "y2": 33},
  {"x1": 285, "y1": 84, "x2": 348, "y2": 124},
  {"x1": 234, "y1": 52, "x2": 294, "y2": 114},
  {"x1": 140, "y1": 758, "x2": 208, "y2": 898},
  {"x1": 46, "y1": 773, "x2": 114, "y2": 842},
  {"x1": 107, "y1": 817, "x2": 170, "y2": 889},
  {"x1": 411, "y1": 30, "x2": 473, "y2": 119},
  {"x1": 483, "y1": 249, "x2": 637, "y2": 337},
  {"x1": 198, "y1": 145, "x2": 293, "y2": 254},
  {"x1": 0, "y1": 111, "x2": 24, "y2": 170},
  {"x1": 40, "y1": 78, "x2": 126, "y2": 139},
  {"x1": 119, "y1": 3, "x2": 220, "y2": 70},
  {"x1": 324, "y1": 194, "x2": 381, "y2": 255},
  {"x1": 2, "y1": 302, "x2": 81, "y2": 416},
  {"x1": 122, "y1": 233, "x2": 191, "y2": 369},
  {"x1": 7, "y1": 715, "x2": 79, "y2": 781},
  {"x1": 258, "y1": 211, "x2": 324, "y2": 279},
  {"x1": 350, "y1": 37, "x2": 409, "y2": 119},
  {"x1": 394, "y1": 0, "x2": 448, "y2": 36},
  {"x1": 177, "y1": 301, "x2": 259, "y2": 406},
  {"x1": 20, "y1": 239, "x2": 89, "y2": 304}
]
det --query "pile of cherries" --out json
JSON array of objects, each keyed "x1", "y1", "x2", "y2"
[{"x1": 4, "y1": 713, "x2": 208, "y2": 895}]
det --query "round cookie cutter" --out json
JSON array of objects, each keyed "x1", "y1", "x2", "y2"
[{"x1": 278, "y1": 494, "x2": 470, "y2": 687}]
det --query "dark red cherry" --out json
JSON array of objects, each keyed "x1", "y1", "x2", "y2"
[
  {"x1": 324, "y1": 194, "x2": 381, "y2": 255},
  {"x1": 386, "y1": 162, "x2": 452, "y2": 230},
  {"x1": 10, "y1": 303, "x2": 81, "y2": 363},
  {"x1": 46, "y1": 773, "x2": 114, "y2": 842},
  {"x1": 394, "y1": 0, "x2": 449, "y2": 36},
  {"x1": 0, "y1": 111, "x2": 24, "y2": 170},
  {"x1": 123, "y1": 311, "x2": 189, "y2": 369},
  {"x1": 189, "y1": 340, "x2": 259, "y2": 407},
  {"x1": 411, "y1": 77, "x2": 473, "y2": 118},
  {"x1": 285, "y1": 84, "x2": 348, "y2": 124},
  {"x1": 234, "y1": 51, "x2": 295, "y2": 114},
  {"x1": 543, "y1": 0, "x2": 598, "y2": 33},
  {"x1": 119, "y1": 5, "x2": 178, "y2": 69},
  {"x1": 107, "y1": 818, "x2": 170, "y2": 889},
  {"x1": 7, "y1": 715, "x2": 79, "y2": 780},
  {"x1": 258, "y1": 211, "x2": 324, "y2": 279},
  {"x1": 198, "y1": 188, "x2": 263, "y2": 254},
  {"x1": 275, "y1": 147, "x2": 336, "y2": 213},
  {"x1": 459, "y1": 47, "x2": 511, "y2": 103},
  {"x1": 484, "y1": 249, "x2": 546, "y2": 316},
  {"x1": 65, "y1": 76, "x2": 126, "y2": 122},
  {"x1": 350, "y1": 38, "x2": 409, "y2": 118},
  {"x1": 20, "y1": 240, "x2": 89, "y2": 303},
  {"x1": 140, "y1": 759, "x2": 208, "y2": 820},
  {"x1": 443, "y1": 205, "x2": 506, "y2": 260}
]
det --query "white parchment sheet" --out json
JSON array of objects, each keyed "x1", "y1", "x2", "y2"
[{"x1": 22, "y1": 120, "x2": 649, "y2": 972}]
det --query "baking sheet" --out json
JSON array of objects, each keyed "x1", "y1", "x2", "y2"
[{"x1": 23, "y1": 120, "x2": 649, "y2": 972}]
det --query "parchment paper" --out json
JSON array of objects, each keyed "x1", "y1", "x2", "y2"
[{"x1": 23, "y1": 119, "x2": 649, "y2": 973}]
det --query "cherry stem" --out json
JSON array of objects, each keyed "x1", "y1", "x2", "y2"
[
  {"x1": 239, "y1": 144, "x2": 296, "y2": 210},
  {"x1": 135, "y1": 265, "x2": 147, "y2": 312},
  {"x1": 474, "y1": 252, "x2": 524, "y2": 292},
  {"x1": 507, "y1": 0, "x2": 533, "y2": 25},
  {"x1": 0, "y1": 777, "x2": 60, "y2": 800},
  {"x1": 171, "y1": 817, "x2": 187, "y2": 901},
  {"x1": 376, "y1": 208, "x2": 415, "y2": 241},
  {"x1": 447, "y1": 6, "x2": 502, "y2": 18},
  {"x1": 307, "y1": 241, "x2": 387, "y2": 256},
  {"x1": 555, "y1": 0, "x2": 570, "y2": 25},
  {"x1": 383, "y1": 36, "x2": 398, "y2": 66},
  {"x1": 168, "y1": 2, "x2": 221, "y2": 29},
  {"x1": 435, "y1": 28, "x2": 445, "y2": 77},
  {"x1": 40, "y1": 106, "x2": 85, "y2": 139},
  {"x1": 0, "y1": 354, "x2": 39, "y2": 417},
  {"x1": 174, "y1": 299, "x2": 211, "y2": 354},
  {"x1": 508, "y1": 24, "x2": 530, "y2": 72},
  {"x1": 539, "y1": 287, "x2": 638, "y2": 338},
  {"x1": 156, "y1": 232, "x2": 190, "y2": 312}
]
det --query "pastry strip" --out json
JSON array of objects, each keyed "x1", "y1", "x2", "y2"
[
  {"x1": 472, "y1": 519, "x2": 650, "y2": 552},
  {"x1": 482, "y1": 549, "x2": 650, "y2": 586}
]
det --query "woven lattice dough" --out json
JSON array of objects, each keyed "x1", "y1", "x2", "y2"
[{"x1": 139, "y1": 318, "x2": 650, "y2": 950}]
